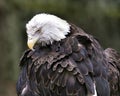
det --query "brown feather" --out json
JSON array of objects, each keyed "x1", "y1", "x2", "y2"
[
  {"x1": 104, "y1": 48, "x2": 120, "y2": 96},
  {"x1": 17, "y1": 23, "x2": 113, "y2": 96}
]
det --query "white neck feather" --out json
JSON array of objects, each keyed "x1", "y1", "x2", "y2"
[{"x1": 26, "y1": 13, "x2": 70, "y2": 46}]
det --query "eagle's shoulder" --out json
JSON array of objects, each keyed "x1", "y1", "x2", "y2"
[{"x1": 19, "y1": 49, "x2": 31, "y2": 67}]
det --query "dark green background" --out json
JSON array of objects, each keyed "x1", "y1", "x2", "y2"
[{"x1": 0, "y1": 0, "x2": 120, "y2": 96}]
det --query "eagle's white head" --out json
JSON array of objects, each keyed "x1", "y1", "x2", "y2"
[{"x1": 26, "y1": 13, "x2": 70, "y2": 50}]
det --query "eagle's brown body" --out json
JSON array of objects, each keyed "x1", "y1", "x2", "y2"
[
  {"x1": 16, "y1": 24, "x2": 120, "y2": 96},
  {"x1": 104, "y1": 48, "x2": 120, "y2": 96}
]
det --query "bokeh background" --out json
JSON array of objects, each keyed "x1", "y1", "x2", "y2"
[{"x1": 0, "y1": 0, "x2": 120, "y2": 96}]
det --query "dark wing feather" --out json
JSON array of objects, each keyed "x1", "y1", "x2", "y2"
[
  {"x1": 16, "y1": 50, "x2": 39, "y2": 96},
  {"x1": 104, "y1": 48, "x2": 120, "y2": 96},
  {"x1": 17, "y1": 24, "x2": 110, "y2": 96}
]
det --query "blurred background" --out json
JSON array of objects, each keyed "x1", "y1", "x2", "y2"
[{"x1": 0, "y1": 0, "x2": 120, "y2": 96}]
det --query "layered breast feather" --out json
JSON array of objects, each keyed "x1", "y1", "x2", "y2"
[{"x1": 17, "y1": 24, "x2": 110, "y2": 96}]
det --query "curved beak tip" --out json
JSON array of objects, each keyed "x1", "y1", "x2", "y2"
[
  {"x1": 27, "y1": 40, "x2": 36, "y2": 50},
  {"x1": 27, "y1": 35, "x2": 39, "y2": 50}
]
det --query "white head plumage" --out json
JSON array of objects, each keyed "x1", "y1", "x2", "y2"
[{"x1": 26, "y1": 13, "x2": 70, "y2": 49}]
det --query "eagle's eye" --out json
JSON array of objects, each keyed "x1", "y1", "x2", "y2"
[{"x1": 36, "y1": 28, "x2": 41, "y2": 33}]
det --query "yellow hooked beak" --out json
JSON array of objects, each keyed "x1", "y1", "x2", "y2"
[{"x1": 27, "y1": 38, "x2": 38, "y2": 50}]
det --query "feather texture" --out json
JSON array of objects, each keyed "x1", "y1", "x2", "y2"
[{"x1": 16, "y1": 23, "x2": 115, "y2": 96}]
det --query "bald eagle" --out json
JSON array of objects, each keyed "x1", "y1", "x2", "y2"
[{"x1": 16, "y1": 13, "x2": 120, "y2": 96}]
